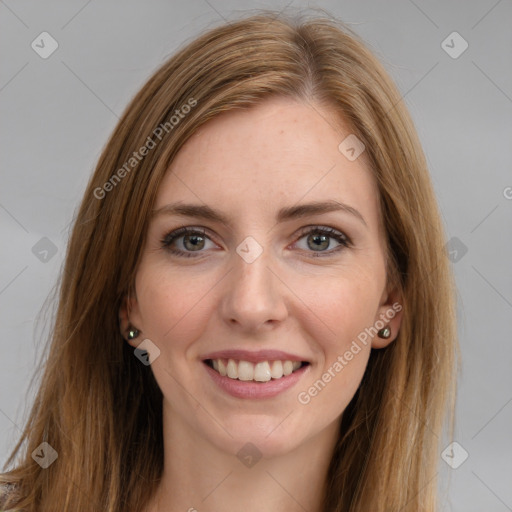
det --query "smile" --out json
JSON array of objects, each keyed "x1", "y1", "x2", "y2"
[
  {"x1": 202, "y1": 358, "x2": 310, "y2": 399},
  {"x1": 204, "y1": 358, "x2": 309, "y2": 382}
]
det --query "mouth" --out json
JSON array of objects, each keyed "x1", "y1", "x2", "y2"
[{"x1": 203, "y1": 358, "x2": 310, "y2": 383}]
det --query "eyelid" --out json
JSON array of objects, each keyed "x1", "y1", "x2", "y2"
[
  {"x1": 161, "y1": 226, "x2": 220, "y2": 248},
  {"x1": 294, "y1": 224, "x2": 350, "y2": 243},
  {"x1": 290, "y1": 225, "x2": 352, "y2": 256},
  {"x1": 160, "y1": 224, "x2": 351, "y2": 257}
]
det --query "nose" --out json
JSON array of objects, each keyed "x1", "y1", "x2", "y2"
[{"x1": 219, "y1": 245, "x2": 288, "y2": 332}]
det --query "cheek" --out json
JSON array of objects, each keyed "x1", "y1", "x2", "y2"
[
  {"x1": 296, "y1": 269, "x2": 381, "y2": 352},
  {"x1": 292, "y1": 271, "x2": 381, "y2": 418},
  {"x1": 295, "y1": 276, "x2": 375, "y2": 418},
  {"x1": 135, "y1": 264, "x2": 217, "y2": 348}
]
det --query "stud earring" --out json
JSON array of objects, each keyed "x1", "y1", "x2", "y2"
[
  {"x1": 377, "y1": 326, "x2": 391, "y2": 339},
  {"x1": 127, "y1": 326, "x2": 140, "y2": 340}
]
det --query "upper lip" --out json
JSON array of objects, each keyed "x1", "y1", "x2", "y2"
[{"x1": 201, "y1": 349, "x2": 309, "y2": 364}]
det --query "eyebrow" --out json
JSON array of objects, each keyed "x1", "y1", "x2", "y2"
[{"x1": 151, "y1": 199, "x2": 367, "y2": 227}]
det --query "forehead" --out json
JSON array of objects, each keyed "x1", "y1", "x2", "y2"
[{"x1": 155, "y1": 96, "x2": 380, "y2": 229}]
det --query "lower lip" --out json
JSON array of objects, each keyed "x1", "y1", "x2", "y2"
[{"x1": 203, "y1": 361, "x2": 309, "y2": 399}]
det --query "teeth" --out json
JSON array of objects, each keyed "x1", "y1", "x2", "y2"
[
  {"x1": 270, "y1": 360, "x2": 283, "y2": 379},
  {"x1": 254, "y1": 361, "x2": 272, "y2": 382},
  {"x1": 238, "y1": 360, "x2": 254, "y2": 381},
  {"x1": 210, "y1": 358, "x2": 304, "y2": 382},
  {"x1": 226, "y1": 359, "x2": 238, "y2": 379},
  {"x1": 283, "y1": 361, "x2": 293, "y2": 376},
  {"x1": 218, "y1": 359, "x2": 227, "y2": 376}
]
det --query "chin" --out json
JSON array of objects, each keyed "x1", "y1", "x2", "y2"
[{"x1": 207, "y1": 413, "x2": 310, "y2": 460}]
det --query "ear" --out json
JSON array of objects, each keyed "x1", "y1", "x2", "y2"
[
  {"x1": 371, "y1": 284, "x2": 404, "y2": 349},
  {"x1": 119, "y1": 288, "x2": 143, "y2": 348}
]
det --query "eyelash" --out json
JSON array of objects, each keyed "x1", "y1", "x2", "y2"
[{"x1": 160, "y1": 226, "x2": 352, "y2": 259}]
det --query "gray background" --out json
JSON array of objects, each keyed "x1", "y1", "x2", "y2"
[{"x1": 1, "y1": 1, "x2": 511, "y2": 510}]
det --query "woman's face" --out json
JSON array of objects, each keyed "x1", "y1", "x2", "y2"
[{"x1": 122, "y1": 96, "x2": 402, "y2": 457}]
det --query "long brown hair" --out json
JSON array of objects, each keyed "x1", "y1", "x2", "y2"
[{"x1": 1, "y1": 10, "x2": 459, "y2": 511}]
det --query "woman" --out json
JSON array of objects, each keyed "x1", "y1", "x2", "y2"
[{"x1": 0, "y1": 10, "x2": 459, "y2": 512}]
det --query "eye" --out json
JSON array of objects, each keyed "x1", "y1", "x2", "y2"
[
  {"x1": 161, "y1": 227, "x2": 218, "y2": 258},
  {"x1": 293, "y1": 226, "x2": 351, "y2": 256},
  {"x1": 161, "y1": 225, "x2": 351, "y2": 259}
]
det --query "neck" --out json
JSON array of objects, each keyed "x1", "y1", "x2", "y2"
[{"x1": 145, "y1": 400, "x2": 340, "y2": 512}]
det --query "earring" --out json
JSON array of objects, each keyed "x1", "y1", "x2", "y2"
[
  {"x1": 377, "y1": 326, "x2": 391, "y2": 339},
  {"x1": 127, "y1": 325, "x2": 140, "y2": 340}
]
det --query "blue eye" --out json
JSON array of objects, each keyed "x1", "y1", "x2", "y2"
[
  {"x1": 161, "y1": 227, "x2": 216, "y2": 258},
  {"x1": 293, "y1": 226, "x2": 350, "y2": 257},
  {"x1": 161, "y1": 226, "x2": 351, "y2": 258}
]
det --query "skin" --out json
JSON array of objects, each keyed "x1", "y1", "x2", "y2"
[{"x1": 119, "y1": 96, "x2": 402, "y2": 512}]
